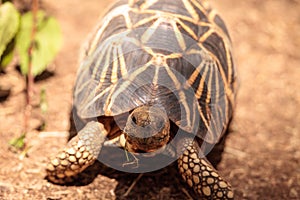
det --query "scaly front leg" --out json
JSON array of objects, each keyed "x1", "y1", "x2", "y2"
[
  {"x1": 178, "y1": 138, "x2": 234, "y2": 199},
  {"x1": 46, "y1": 121, "x2": 107, "y2": 184}
]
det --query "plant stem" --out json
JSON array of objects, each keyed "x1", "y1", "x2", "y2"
[{"x1": 24, "y1": 0, "x2": 39, "y2": 132}]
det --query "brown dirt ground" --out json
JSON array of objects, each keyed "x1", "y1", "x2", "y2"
[{"x1": 0, "y1": 0, "x2": 299, "y2": 199}]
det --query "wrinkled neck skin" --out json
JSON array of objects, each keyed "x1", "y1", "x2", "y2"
[{"x1": 124, "y1": 105, "x2": 170, "y2": 155}]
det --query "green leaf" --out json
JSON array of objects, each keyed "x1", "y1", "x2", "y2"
[
  {"x1": 0, "y1": 38, "x2": 15, "y2": 68},
  {"x1": 16, "y1": 11, "x2": 62, "y2": 76},
  {"x1": 9, "y1": 133, "x2": 26, "y2": 150},
  {"x1": 0, "y1": 2, "x2": 20, "y2": 59}
]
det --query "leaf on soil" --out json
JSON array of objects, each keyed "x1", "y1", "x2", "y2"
[{"x1": 9, "y1": 133, "x2": 26, "y2": 150}]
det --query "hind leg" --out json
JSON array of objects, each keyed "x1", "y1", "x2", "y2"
[{"x1": 46, "y1": 121, "x2": 107, "y2": 184}]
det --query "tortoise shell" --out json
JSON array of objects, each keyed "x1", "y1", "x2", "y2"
[{"x1": 73, "y1": 0, "x2": 237, "y2": 144}]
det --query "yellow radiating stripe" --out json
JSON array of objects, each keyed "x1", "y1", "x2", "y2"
[
  {"x1": 207, "y1": 9, "x2": 217, "y2": 23},
  {"x1": 195, "y1": 61, "x2": 209, "y2": 99},
  {"x1": 225, "y1": 42, "x2": 233, "y2": 85},
  {"x1": 186, "y1": 49, "x2": 211, "y2": 89},
  {"x1": 198, "y1": 28, "x2": 214, "y2": 43},
  {"x1": 152, "y1": 65, "x2": 160, "y2": 86},
  {"x1": 111, "y1": 45, "x2": 119, "y2": 84},
  {"x1": 189, "y1": 0, "x2": 208, "y2": 16},
  {"x1": 214, "y1": 97, "x2": 229, "y2": 137},
  {"x1": 217, "y1": 103, "x2": 226, "y2": 135},
  {"x1": 133, "y1": 15, "x2": 159, "y2": 28},
  {"x1": 187, "y1": 54, "x2": 227, "y2": 142},
  {"x1": 106, "y1": 62, "x2": 152, "y2": 113},
  {"x1": 197, "y1": 102, "x2": 213, "y2": 141},
  {"x1": 76, "y1": 41, "x2": 111, "y2": 97},
  {"x1": 196, "y1": 22, "x2": 235, "y2": 106},
  {"x1": 124, "y1": 35, "x2": 143, "y2": 47},
  {"x1": 182, "y1": 0, "x2": 199, "y2": 21},
  {"x1": 143, "y1": 45, "x2": 156, "y2": 56},
  {"x1": 201, "y1": 0, "x2": 211, "y2": 10},
  {"x1": 187, "y1": 60, "x2": 205, "y2": 87},
  {"x1": 209, "y1": 105, "x2": 218, "y2": 139},
  {"x1": 206, "y1": 10, "x2": 235, "y2": 86},
  {"x1": 141, "y1": 18, "x2": 162, "y2": 44},
  {"x1": 185, "y1": 48, "x2": 210, "y2": 89},
  {"x1": 214, "y1": 60, "x2": 220, "y2": 104},
  {"x1": 187, "y1": 40, "x2": 233, "y2": 107},
  {"x1": 175, "y1": 18, "x2": 198, "y2": 40},
  {"x1": 206, "y1": 10, "x2": 232, "y2": 51},
  {"x1": 175, "y1": 20, "x2": 212, "y2": 45},
  {"x1": 128, "y1": 0, "x2": 135, "y2": 7},
  {"x1": 224, "y1": 94, "x2": 229, "y2": 129},
  {"x1": 92, "y1": 42, "x2": 111, "y2": 80},
  {"x1": 205, "y1": 104, "x2": 212, "y2": 129},
  {"x1": 124, "y1": 10, "x2": 133, "y2": 29},
  {"x1": 164, "y1": 66, "x2": 192, "y2": 129},
  {"x1": 106, "y1": 82, "x2": 130, "y2": 115},
  {"x1": 96, "y1": 44, "x2": 113, "y2": 91},
  {"x1": 163, "y1": 65, "x2": 181, "y2": 90},
  {"x1": 131, "y1": 5, "x2": 211, "y2": 27},
  {"x1": 88, "y1": 5, "x2": 131, "y2": 55},
  {"x1": 205, "y1": 9, "x2": 235, "y2": 87},
  {"x1": 185, "y1": 48, "x2": 203, "y2": 55},
  {"x1": 217, "y1": 44, "x2": 234, "y2": 98},
  {"x1": 197, "y1": 21, "x2": 211, "y2": 27},
  {"x1": 170, "y1": 21, "x2": 187, "y2": 51},
  {"x1": 165, "y1": 53, "x2": 182, "y2": 59},
  {"x1": 140, "y1": 0, "x2": 159, "y2": 10},
  {"x1": 206, "y1": 63, "x2": 220, "y2": 134},
  {"x1": 205, "y1": 61, "x2": 212, "y2": 104},
  {"x1": 187, "y1": 68, "x2": 199, "y2": 88},
  {"x1": 132, "y1": 8, "x2": 202, "y2": 28},
  {"x1": 221, "y1": 104, "x2": 227, "y2": 133},
  {"x1": 213, "y1": 105, "x2": 221, "y2": 136},
  {"x1": 82, "y1": 84, "x2": 115, "y2": 115},
  {"x1": 208, "y1": 52, "x2": 235, "y2": 106},
  {"x1": 117, "y1": 45, "x2": 128, "y2": 77},
  {"x1": 102, "y1": 36, "x2": 144, "y2": 114}
]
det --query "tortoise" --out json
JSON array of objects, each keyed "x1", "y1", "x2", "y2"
[{"x1": 46, "y1": 0, "x2": 237, "y2": 199}]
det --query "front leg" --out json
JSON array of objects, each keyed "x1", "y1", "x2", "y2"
[
  {"x1": 178, "y1": 138, "x2": 234, "y2": 199},
  {"x1": 46, "y1": 121, "x2": 107, "y2": 184}
]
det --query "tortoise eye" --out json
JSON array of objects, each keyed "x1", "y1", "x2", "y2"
[{"x1": 131, "y1": 116, "x2": 137, "y2": 124}]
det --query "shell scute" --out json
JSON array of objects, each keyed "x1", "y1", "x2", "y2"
[{"x1": 74, "y1": 0, "x2": 236, "y2": 144}]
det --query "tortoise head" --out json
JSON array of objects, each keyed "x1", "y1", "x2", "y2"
[{"x1": 124, "y1": 105, "x2": 170, "y2": 153}]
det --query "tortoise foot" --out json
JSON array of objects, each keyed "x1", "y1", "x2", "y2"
[
  {"x1": 178, "y1": 139, "x2": 234, "y2": 199},
  {"x1": 46, "y1": 121, "x2": 106, "y2": 184}
]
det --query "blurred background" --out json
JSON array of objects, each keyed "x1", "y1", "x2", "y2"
[{"x1": 0, "y1": 0, "x2": 299, "y2": 199}]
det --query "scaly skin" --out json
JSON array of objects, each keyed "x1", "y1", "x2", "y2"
[
  {"x1": 46, "y1": 121, "x2": 107, "y2": 184},
  {"x1": 46, "y1": 115, "x2": 234, "y2": 199},
  {"x1": 178, "y1": 138, "x2": 234, "y2": 199}
]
